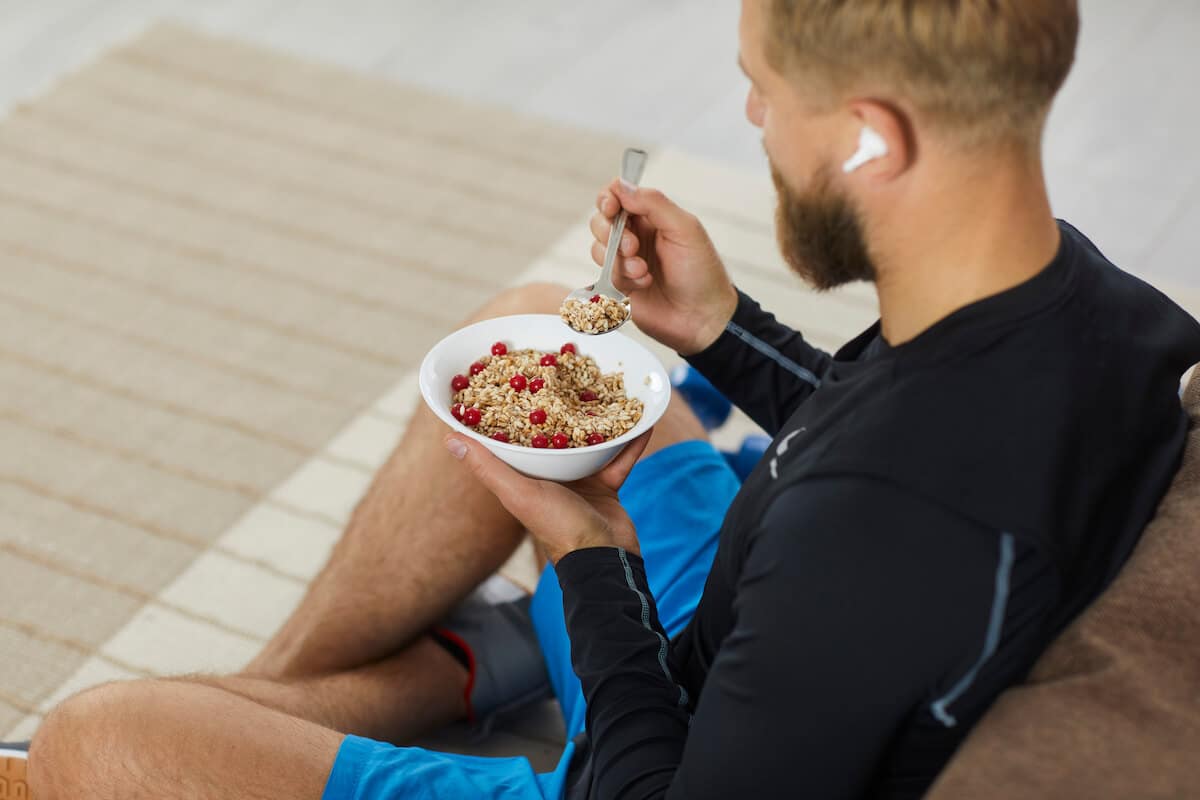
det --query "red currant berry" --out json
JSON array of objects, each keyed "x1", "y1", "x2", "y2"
[
  {"x1": 529, "y1": 409, "x2": 547, "y2": 425},
  {"x1": 586, "y1": 433, "x2": 606, "y2": 446},
  {"x1": 450, "y1": 403, "x2": 465, "y2": 421},
  {"x1": 579, "y1": 390, "x2": 598, "y2": 402},
  {"x1": 463, "y1": 407, "x2": 482, "y2": 427},
  {"x1": 491, "y1": 342, "x2": 507, "y2": 356},
  {"x1": 540, "y1": 354, "x2": 557, "y2": 367},
  {"x1": 509, "y1": 374, "x2": 528, "y2": 391},
  {"x1": 551, "y1": 433, "x2": 570, "y2": 449},
  {"x1": 451, "y1": 374, "x2": 469, "y2": 392},
  {"x1": 560, "y1": 343, "x2": 576, "y2": 355},
  {"x1": 590, "y1": 294, "x2": 601, "y2": 303},
  {"x1": 531, "y1": 434, "x2": 549, "y2": 449},
  {"x1": 490, "y1": 432, "x2": 510, "y2": 443},
  {"x1": 469, "y1": 362, "x2": 486, "y2": 376},
  {"x1": 528, "y1": 378, "x2": 545, "y2": 394}
]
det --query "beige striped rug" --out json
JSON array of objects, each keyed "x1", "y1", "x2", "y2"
[{"x1": 0, "y1": 22, "x2": 884, "y2": 761}]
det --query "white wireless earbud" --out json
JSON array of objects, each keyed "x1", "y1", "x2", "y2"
[{"x1": 842, "y1": 125, "x2": 889, "y2": 174}]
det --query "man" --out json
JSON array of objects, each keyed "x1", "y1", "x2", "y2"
[{"x1": 16, "y1": 0, "x2": 1200, "y2": 798}]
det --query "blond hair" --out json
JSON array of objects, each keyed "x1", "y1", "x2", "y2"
[{"x1": 765, "y1": 0, "x2": 1079, "y2": 145}]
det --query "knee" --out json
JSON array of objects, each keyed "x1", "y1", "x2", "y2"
[{"x1": 29, "y1": 681, "x2": 140, "y2": 799}]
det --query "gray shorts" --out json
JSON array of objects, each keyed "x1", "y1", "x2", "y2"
[{"x1": 431, "y1": 576, "x2": 552, "y2": 733}]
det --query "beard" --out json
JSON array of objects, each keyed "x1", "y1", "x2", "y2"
[{"x1": 770, "y1": 161, "x2": 877, "y2": 291}]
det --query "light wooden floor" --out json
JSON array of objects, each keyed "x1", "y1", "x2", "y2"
[{"x1": 0, "y1": 0, "x2": 1196, "y2": 294}]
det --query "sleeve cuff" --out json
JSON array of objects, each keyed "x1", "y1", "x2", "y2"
[
  {"x1": 684, "y1": 289, "x2": 759, "y2": 372},
  {"x1": 555, "y1": 546, "x2": 643, "y2": 595}
]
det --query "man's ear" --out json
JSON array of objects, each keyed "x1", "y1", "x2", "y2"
[{"x1": 843, "y1": 100, "x2": 914, "y2": 180}]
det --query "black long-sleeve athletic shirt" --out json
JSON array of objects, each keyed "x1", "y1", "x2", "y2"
[{"x1": 556, "y1": 221, "x2": 1200, "y2": 799}]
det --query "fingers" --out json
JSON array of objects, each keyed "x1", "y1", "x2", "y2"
[
  {"x1": 595, "y1": 186, "x2": 634, "y2": 222},
  {"x1": 588, "y1": 212, "x2": 640, "y2": 258},
  {"x1": 592, "y1": 240, "x2": 643, "y2": 275},
  {"x1": 619, "y1": 257, "x2": 653, "y2": 292},
  {"x1": 595, "y1": 176, "x2": 697, "y2": 257},
  {"x1": 589, "y1": 241, "x2": 634, "y2": 290},
  {"x1": 622, "y1": 257, "x2": 650, "y2": 283},
  {"x1": 587, "y1": 213, "x2": 651, "y2": 285},
  {"x1": 596, "y1": 189, "x2": 620, "y2": 219},
  {"x1": 589, "y1": 243, "x2": 654, "y2": 292},
  {"x1": 445, "y1": 434, "x2": 542, "y2": 521},
  {"x1": 609, "y1": 179, "x2": 695, "y2": 236}
]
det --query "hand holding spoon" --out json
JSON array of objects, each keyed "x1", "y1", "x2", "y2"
[{"x1": 561, "y1": 148, "x2": 648, "y2": 335}]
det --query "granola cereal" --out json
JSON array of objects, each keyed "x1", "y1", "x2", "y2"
[
  {"x1": 449, "y1": 341, "x2": 643, "y2": 448},
  {"x1": 560, "y1": 293, "x2": 629, "y2": 334}
]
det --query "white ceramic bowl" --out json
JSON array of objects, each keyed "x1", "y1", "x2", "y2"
[{"x1": 419, "y1": 314, "x2": 671, "y2": 481}]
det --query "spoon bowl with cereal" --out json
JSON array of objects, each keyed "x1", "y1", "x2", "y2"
[{"x1": 561, "y1": 147, "x2": 647, "y2": 335}]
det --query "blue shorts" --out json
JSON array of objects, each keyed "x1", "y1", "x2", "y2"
[{"x1": 321, "y1": 440, "x2": 741, "y2": 800}]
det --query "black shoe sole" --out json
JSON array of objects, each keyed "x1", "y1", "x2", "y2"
[{"x1": 1, "y1": 753, "x2": 29, "y2": 798}]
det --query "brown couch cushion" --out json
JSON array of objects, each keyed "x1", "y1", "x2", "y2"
[{"x1": 926, "y1": 372, "x2": 1200, "y2": 799}]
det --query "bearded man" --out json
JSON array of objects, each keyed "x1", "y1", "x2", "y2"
[{"x1": 16, "y1": 1, "x2": 1200, "y2": 799}]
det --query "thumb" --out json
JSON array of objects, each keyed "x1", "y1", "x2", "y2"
[
  {"x1": 595, "y1": 428, "x2": 654, "y2": 491},
  {"x1": 611, "y1": 179, "x2": 693, "y2": 236},
  {"x1": 445, "y1": 434, "x2": 538, "y2": 517}
]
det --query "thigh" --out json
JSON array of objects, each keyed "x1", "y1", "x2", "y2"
[
  {"x1": 529, "y1": 439, "x2": 741, "y2": 740},
  {"x1": 31, "y1": 680, "x2": 342, "y2": 800}
]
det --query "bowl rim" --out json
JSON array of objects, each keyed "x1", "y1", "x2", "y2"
[{"x1": 418, "y1": 313, "x2": 672, "y2": 456}]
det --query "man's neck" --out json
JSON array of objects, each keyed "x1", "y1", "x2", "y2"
[{"x1": 870, "y1": 149, "x2": 1062, "y2": 346}]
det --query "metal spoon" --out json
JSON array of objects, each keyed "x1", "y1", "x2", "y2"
[{"x1": 562, "y1": 147, "x2": 648, "y2": 335}]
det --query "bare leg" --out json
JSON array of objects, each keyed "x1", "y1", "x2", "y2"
[
  {"x1": 191, "y1": 395, "x2": 707, "y2": 744},
  {"x1": 226, "y1": 283, "x2": 707, "y2": 735},
  {"x1": 248, "y1": 281, "x2": 708, "y2": 679},
  {"x1": 28, "y1": 283, "x2": 713, "y2": 796},
  {"x1": 30, "y1": 680, "x2": 342, "y2": 800},
  {"x1": 175, "y1": 636, "x2": 468, "y2": 744}
]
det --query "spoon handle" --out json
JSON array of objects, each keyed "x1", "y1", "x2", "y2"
[{"x1": 595, "y1": 149, "x2": 648, "y2": 296}]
